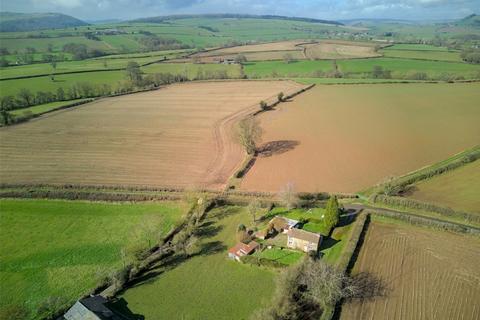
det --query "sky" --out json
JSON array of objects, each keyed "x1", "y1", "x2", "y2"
[{"x1": 1, "y1": 0, "x2": 478, "y2": 22}]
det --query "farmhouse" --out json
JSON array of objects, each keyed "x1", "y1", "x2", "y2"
[
  {"x1": 269, "y1": 216, "x2": 299, "y2": 233},
  {"x1": 287, "y1": 228, "x2": 322, "y2": 253},
  {"x1": 63, "y1": 295, "x2": 120, "y2": 320},
  {"x1": 228, "y1": 241, "x2": 259, "y2": 261}
]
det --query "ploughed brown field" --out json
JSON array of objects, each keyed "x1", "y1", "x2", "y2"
[
  {"x1": 303, "y1": 40, "x2": 381, "y2": 60},
  {"x1": 240, "y1": 83, "x2": 480, "y2": 193},
  {"x1": 340, "y1": 221, "x2": 480, "y2": 320},
  {"x1": 0, "y1": 80, "x2": 305, "y2": 189}
]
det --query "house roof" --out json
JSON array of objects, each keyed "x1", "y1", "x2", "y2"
[
  {"x1": 270, "y1": 216, "x2": 298, "y2": 230},
  {"x1": 287, "y1": 228, "x2": 322, "y2": 244},
  {"x1": 228, "y1": 241, "x2": 259, "y2": 257}
]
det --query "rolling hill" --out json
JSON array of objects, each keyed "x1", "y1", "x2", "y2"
[{"x1": 0, "y1": 12, "x2": 88, "y2": 32}]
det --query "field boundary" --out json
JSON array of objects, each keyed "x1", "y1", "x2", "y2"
[
  {"x1": 224, "y1": 83, "x2": 316, "y2": 190},
  {"x1": 369, "y1": 194, "x2": 480, "y2": 224},
  {"x1": 362, "y1": 145, "x2": 480, "y2": 196}
]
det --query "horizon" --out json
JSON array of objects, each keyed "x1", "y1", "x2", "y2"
[{"x1": 1, "y1": 0, "x2": 479, "y2": 22}]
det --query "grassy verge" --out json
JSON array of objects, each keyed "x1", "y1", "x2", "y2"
[
  {"x1": 0, "y1": 199, "x2": 187, "y2": 320},
  {"x1": 10, "y1": 99, "x2": 91, "y2": 116}
]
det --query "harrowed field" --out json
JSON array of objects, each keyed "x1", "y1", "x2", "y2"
[{"x1": 241, "y1": 83, "x2": 480, "y2": 193}]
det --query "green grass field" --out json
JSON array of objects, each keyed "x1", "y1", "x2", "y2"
[
  {"x1": 244, "y1": 58, "x2": 480, "y2": 79},
  {"x1": 254, "y1": 247, "x2": 303, "y2": 266},
  {"x1": 10, "y1": 99, "x2": 90, "y2": 116},
  {"x1": 382, "y1": 49, "x2": 462, "y2": 62},
  {"x1": 0, "y1": 199, "x2": 187, "y2": 319},
  {"x1": 266, "y1": 207, "x2": 329, "y2": 235},
  {"x1": 120, "y1": 206, "x2": 276, "y2": 320},
  {"x1": 408, "y1": 160, "x2": 480, "y2": 213},
  {"x1": 0, "y1": 63, "x2": 240, "y2": 97}
]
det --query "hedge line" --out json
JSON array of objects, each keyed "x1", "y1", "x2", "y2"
[
  {"x1": 369, "y1": 209, "x2": 480, "y2": 235},
  {"x1": 322, "y1": 212, "x2": 369, "y2": 320},
  {"x1": 369, "y1": 146, "x2": 480, "y2": 195},
  {"x1": 335, "y1": 212, "x2": 369, "y2": 272},
  {"x1": 370, "y1": 194, "x2": 480, "y2": 224}
]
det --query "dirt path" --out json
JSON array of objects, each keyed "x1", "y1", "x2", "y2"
[{"x1": 203, "y1": 82, "x2": 308, "y2": 189}]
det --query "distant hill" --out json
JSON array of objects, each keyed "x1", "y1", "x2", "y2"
[
  {"x1": 455, "y1": 14, "x2": 480, "y2": 28},
  {"x1": 132, "y1": 13, "x2": 343, "y2": 26},
  {"x1": 0, "y1": 12, "x2": 88, "y2": 32}
]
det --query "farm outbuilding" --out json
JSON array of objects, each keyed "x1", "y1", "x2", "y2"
[
  {"x1": 63, "y1": 295, "x2": 120, "y2": 320},
  {"x1": 269, "y1": 216, "x2": 299, "y2": 234},
  {"x1": 228, "y1": 241, "x2": 260, "y2": 261}
]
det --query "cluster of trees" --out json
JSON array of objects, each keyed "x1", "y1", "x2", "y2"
[
  {"x1": 254, "y1": 256, "x2": 384, "y2": 319},
  {"x1": 372, "y1": 65, "x2": 392, "y2": 79},
  {"x1": 138, "y1": 35, "x2": 191, "y2": 52},
  {"x1": 460, "y1": 48, "x2": 480, "y2": 64},
  {"x1": 62, "y1": 43, "x2": 106, "y2": 60}
]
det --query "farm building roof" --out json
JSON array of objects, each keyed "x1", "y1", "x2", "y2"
[
  {"x1": 63, "y1": 295, "x2": 120, "y2": 320},
  {"x1": 228, "y1": 241, "x2": 259, "y2": 257},
  {"x1": 270, "y1": 216, "x2": 299, "y2": 231},
  {"x1": 287, "y1": 228, "x2": 321, "y2": 244}
]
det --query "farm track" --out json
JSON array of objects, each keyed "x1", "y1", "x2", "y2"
[{"x1": 204, "y1": 83, "x2": 308, "y2": 189}]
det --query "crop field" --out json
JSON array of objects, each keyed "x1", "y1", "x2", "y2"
[
  {"x1": 244, "y1": 57, "x2": 480, "y2": 78},
  {"x1": 240, "y1": 83, "x2": 480, "y2": 193},
  {"x1": 0, "y1": 80, "x2": 304, "y2": 189},
  {"x1": 407, "y1": 160, "x2": 480, "y2": 213},
  {"x1": 0, "y1": 199, "x2": 187, "y2": 319},
  {"x1": 339, "y1": 220, "x2": 480, "y2": 320},
  {"x1": 120, "y1": 206, "x2": 276, "y2": 320},
  {"x1": 303, "y1": 40, "x2": 381, "y2": 60}
]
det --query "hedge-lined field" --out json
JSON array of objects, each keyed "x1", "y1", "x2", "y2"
[
  {"x1": 120, "y1": 206, "x2": 276, "y2": 320},
  {"x1": 10, "y1": 98, "x2": 90, "y2": 116},
  {"x1": 0, "y1": 63, "x2": 241, "y2": 97},
  {"x1": 0, "y1": 199, "x2": 187, "y2": 320},
  {"x1": 244, "y1": 57, "x2": 480, "y2": 78},
  {"x1": 408, "y1": 160, "x2": 480, "y2": 214}
]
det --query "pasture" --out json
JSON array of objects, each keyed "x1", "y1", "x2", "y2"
[
  {"x1": 0, "y1": 63, "x2": 241, "y2": 97},
  {"x1": 120, "y1": 206, "x2": 276, "y2": 320},
  {"x1": 240, "y1": 83, "x2": 480, "y2": 193},
  {"x1": 244, "y1": 57, "x2": 480, "y2": 78},
  {"x1": 0, "y1": 80, "x2": 304, "y2": 189},
  {"x1": 339, "y1": 219, "x2": 480, "y2": 320},
  {"x1": 0, "y1": 199, "x2": 187, "y2": 319},
  {"x1": 10, "y1": 99, "x2": 90, "y2": 116},
  {"x1": 407, "y1": 160, "x2": 480, "y2": 213}
]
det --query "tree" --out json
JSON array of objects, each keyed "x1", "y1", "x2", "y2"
[
  {"x1": 56, "y1": 87, "x2": 65, "y2": 101},
  {"x1": 259, "y1": 100, "x2": 269, "y2": 111},
  {"x1": 17, "y1": 88, "x2": 34, "y2": 106},
  {"x1": 372, "y1": 65, "x2": 384, "y2": 79},
  {"x1": 125, "y1": 61, "x2": 143, "y2": 86},
  {"x1": 0, "y1": 95, "x2": 14, "y2": 125},
  {"x1": 277, "y1": 92, "x2": 284, "y2": 102},
  {"x1": 236, "y1": 224, "x2": 248, "y2": 242},
  {"x1": 324, "y1": 196, "x2": 339, "y2": 231},
  {"x1": 279, "y1": 182, "x2": 298, "y2": 210},
  {"x1": 283, "y1": 53, "x2": 294, "y2": 64},
  {"x1": 236, "y1": 117, "x2": 262, "y2": 155},
  {"x1": 248, "y1": 198, "x2": 261, "y2": 223},
  {"x1": 133, "y1": 214, "x2": 164, "y2": 249},
  {"x1": 234, "y1": 54, "x2": 247, "y2": 64}
]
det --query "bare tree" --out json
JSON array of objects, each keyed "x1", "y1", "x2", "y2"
[
  {"x1": 247, "y1": 198, "x2": 261, "y2": 223},
  {"x1": 278, "y1": 182, "x2": 298, "y2": 210},
  {"x1": 236, "y1": 117, "x2": 262, "y2": 155}
]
